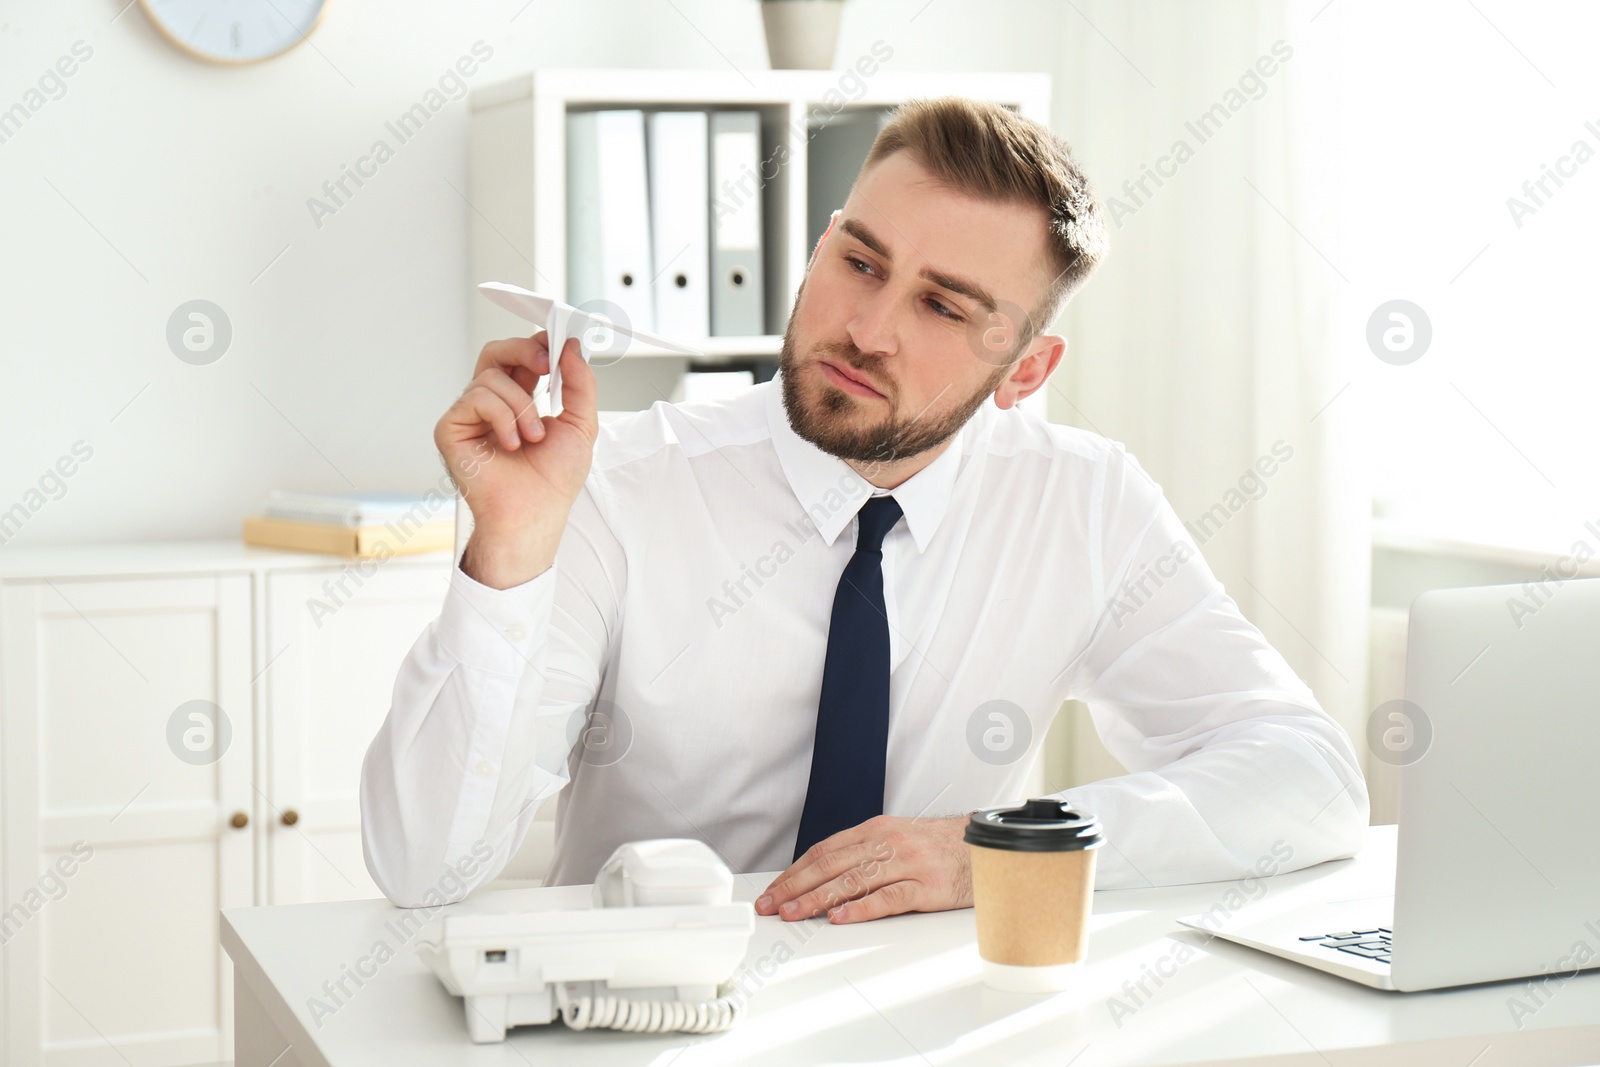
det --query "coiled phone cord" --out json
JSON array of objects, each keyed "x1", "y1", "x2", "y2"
[{"x1": 556, "y1": 981, "x2": 745, "y2": 1033}]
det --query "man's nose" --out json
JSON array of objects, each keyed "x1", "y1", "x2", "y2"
[{"x1": 846, "y1": 286, "x2": 902, "y2": 360}]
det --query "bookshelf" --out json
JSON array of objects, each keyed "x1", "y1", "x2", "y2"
[{"x1": 466, "y1": 67, "x2": 1052, "y2": 410}]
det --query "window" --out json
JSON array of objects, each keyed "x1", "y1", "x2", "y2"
[{"x1": 1313, "y1": 1, "x2": 1598, "y2": 550}]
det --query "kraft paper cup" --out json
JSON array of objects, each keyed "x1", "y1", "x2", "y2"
[{"x1": 965, "y1": 798, "x2": 1103, "y2": 993}]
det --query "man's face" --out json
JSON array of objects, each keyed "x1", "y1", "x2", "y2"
[{"x1": 779, "y1": 150, "x2": 1052, "y2": 468}]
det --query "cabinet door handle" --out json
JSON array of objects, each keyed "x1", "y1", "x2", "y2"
[
  {"x1": 280, "y1": 809, "x2": 300, "y2": 827},
  {"x1": 229, "y1": 811, "x2": 249, "y2": 829}
]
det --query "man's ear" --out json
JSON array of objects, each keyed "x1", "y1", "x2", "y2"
[
  {"x1": 808, "y1": 209, "x2": 840, "y2": 272},
  {"x1": 992, "y1": 333, "x2": 1066, "y2": 411}
]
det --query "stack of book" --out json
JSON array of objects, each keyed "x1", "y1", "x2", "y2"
[{"x1": 243, "y1": 490, "x2": 455, "y2": 558}]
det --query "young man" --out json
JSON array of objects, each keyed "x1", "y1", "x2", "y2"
[{"x1": 361, "y1": 97, "x2": 1368, "y2": 922}]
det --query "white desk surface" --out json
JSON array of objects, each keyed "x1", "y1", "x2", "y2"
[{"x1": 221, "y1": 826, "x2": 1600, "y2": 1066}]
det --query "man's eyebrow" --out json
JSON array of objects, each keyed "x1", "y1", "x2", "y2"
[
  {"x1": 838, "y1": 216, "x2": 999, "y2": 316},
  {"x1": 840, "y1": 216, "x2": 891, "y2": 260},
  {"x1": 922, "y1": 267, "x2": 998, "y2": 317}
]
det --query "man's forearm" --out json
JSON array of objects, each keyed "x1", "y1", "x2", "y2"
[
  {"x1": 1057, "y1": 717, "x2": 1369, "y2": 890},
  {"x1": 360, "y1": 560, "x2": 565, "y2": 907}
]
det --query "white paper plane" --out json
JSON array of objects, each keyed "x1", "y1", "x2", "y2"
[{"x1": 477, "y1": 282, "x2": 704, "y2": 414}]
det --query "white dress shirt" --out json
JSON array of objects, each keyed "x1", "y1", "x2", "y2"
[{"x1": 360, "y1": 372, "x2": 1369, "y2": 905}]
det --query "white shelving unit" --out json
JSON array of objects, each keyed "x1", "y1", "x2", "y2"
[{"x1": 466, "y1": 67, "x2": 1052, "y2": 408}]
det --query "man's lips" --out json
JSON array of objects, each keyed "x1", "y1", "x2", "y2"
[{"x1": 817, "y1": 358, "x2": 885, "y2": 399}]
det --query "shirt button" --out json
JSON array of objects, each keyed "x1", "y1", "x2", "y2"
[
  {"x1": 504, "y1": 623, "x2": 527, "y2": 641},
  {"x1": 475, "y1": 760, "x2": 494, "y2": 778}
]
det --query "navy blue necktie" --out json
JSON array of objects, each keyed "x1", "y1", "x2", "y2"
[{"x1": 794, "y1": 494, "x2": 904, "y2": 860}]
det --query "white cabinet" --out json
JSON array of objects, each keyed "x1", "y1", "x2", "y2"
[
  {"x1": 0, "y1": 542, "x2": 451, "y2": 1067},
  {"x1": 1, "y1": 573, "x2": 254, "y2": 1067},
  {"x1": 262, "y1": 565, "x2": 452, "y2": 906}
]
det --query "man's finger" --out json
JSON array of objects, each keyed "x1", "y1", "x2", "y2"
[
  {"x1": 445, "y1": 385, "x2": 523, "y2": 453},
  {"x1": 757, "y1": 833, "x2": 875, "y2": 913},
  {"x1": 474, "y1": 335, "x2": 551, "y2": 379},
  {"x1": 767, "y1": 842, "x2": 897, "y2": 918},
  {"x1": 553, "y1": 336, "x2": 599, "y2": 438},
  {"x1": 782, "y1": 855, "x2": 904, "y2": 920},
  {"x1": 826, "y1": 879, "x2": 920, "y2": 924},
  {"x1": 507, "y1": 361, "x2": 539, "y2": 397},
  {"x1": 472, "y1": 367, "x2": 542, "y2": 442}
]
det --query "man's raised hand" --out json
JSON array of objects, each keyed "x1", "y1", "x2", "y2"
[{"x1": 435, "y1": 332, "x2": 598, "y2": 589}]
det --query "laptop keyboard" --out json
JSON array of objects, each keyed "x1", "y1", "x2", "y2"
[{"x1": 1300, "y1": 928, "x2": 1392, "y2": 964}]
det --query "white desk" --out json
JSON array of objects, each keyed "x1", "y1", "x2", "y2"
[{"x1": 221, "y1": 826, "x2": 1600, "y2": 1066}]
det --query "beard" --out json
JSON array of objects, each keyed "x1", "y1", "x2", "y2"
[{"x1": 778, "y1": 322, "x2": 1007, "y2": 468}]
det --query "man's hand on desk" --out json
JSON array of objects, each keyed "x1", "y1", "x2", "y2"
[{"x1": 755, "y1": 814, "x2": 972, "y2": 924}]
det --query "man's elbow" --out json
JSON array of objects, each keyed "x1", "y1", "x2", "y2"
[
  {"x1": 1328, "y1": 766, "x2": 1372, "y2": 858},
  {"x1": 361, "y1": 829, "x2": 497, "y2": 910},
  {"x1": 359, "y1": 750, "x2": 500, "y2": 908},
  {"x1": 1286, "y1": 759, "x2": 1372, "y2": 872}
]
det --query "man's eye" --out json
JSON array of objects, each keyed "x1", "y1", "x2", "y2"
[
  {"x1": 927, "y1": 298, "x2": 962, "y2": 321},
  {"x1": 845, "y1": 254, "x2": 875, "y2": 276}
]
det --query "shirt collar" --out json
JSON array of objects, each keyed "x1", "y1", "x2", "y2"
[{"x1": 764, "y1": 369, "x2": 966, "y2": 552}]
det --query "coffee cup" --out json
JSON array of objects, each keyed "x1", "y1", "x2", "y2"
[{"x1": 965, "y1": 797, "x2": 1103, "y2": 992}]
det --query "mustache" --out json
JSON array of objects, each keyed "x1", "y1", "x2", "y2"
[{"x1": 814, "y1": 343, "x2": 892, "y2": 396}]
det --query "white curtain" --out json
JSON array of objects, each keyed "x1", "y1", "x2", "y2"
[{"x1": 1046, "y1": 1, "x2": 1372, "y2": 783}]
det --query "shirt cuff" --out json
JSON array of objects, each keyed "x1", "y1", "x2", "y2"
[{"x1": 434, "y1": 556, "x2": 556, "y2": 676}]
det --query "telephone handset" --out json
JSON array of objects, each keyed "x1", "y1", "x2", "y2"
[{"x1": 416, "y1": 839, "x2": 756, "y2": 1043}]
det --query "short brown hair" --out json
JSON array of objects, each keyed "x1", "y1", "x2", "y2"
[{"x1": 860, "y1": 96, "x2": 1108, "y2": 347}]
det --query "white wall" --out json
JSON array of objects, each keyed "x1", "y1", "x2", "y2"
[{"x1": 0, "y1": 0, "x2": 1066, "y2": 547}]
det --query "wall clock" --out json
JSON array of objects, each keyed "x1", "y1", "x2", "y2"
[{"x1": 138, "y1": 0, "x2": 329, "y2": 65}]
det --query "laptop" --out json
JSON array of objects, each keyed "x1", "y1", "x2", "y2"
[{"x1": 1177, "y1": 577, "x2": 1600, "y2": 992}]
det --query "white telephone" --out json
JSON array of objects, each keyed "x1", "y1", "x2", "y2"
[{"x1": 415, "y1": 839, "x2": 756, "y2": 1043}]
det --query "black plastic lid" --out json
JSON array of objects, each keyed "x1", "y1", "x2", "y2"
[{"x1": 964, "y1": 798, "x2": 1104, "y2": 853}]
